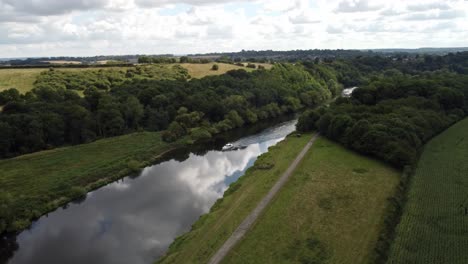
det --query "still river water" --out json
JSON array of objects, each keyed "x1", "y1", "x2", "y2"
[{"x1": 1, "y1": 118, "x2": 297, "y2": 264}]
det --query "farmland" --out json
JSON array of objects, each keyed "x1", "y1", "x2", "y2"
[
  {"x1": 158, "y1": 136, "x2": 400, "y2": 263},
  {"x1": 387, "y1": 117, "x2": 468, "y2": 264}
]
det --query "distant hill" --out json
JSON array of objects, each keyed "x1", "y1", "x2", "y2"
[
  {"x1": 365, "y1": 47, "x2": 468, "y2": 54},
  {"x1": 1, "y1": 47, "x2": 467, "y2": 66}
]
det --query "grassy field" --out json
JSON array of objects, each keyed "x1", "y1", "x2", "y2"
[
  {"x1": 0, "y1": 67, "x2": 132, "y2": 93},
  {"x1": 387, "y1": 118, "x2": 468, "y2": 264},
  {"x1": 158, "y1": 134, "x2": 312, "y2": 263},
  {"x1": 178, "y1": 62, "x2": 271, "y2": 79},
  {"x1": 179, "y1": 63, "x2": 250, "y2": 79},
  {"x1": 221, "y1": 137, "x2": 400, "y2": 264},
  {"x1": 0, "y1": 63, "x2": 270, "y2": 93},
  {"x1": 158, "y1": 136, "x2": 400, "y2": 264},
  {"x1": 0, "y1": 131, "x2": 180, "y2": 232},
  {"x1": 0, "y1": 68, "x2": 45, "y2": 93}
]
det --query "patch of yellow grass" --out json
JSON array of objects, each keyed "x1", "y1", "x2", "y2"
[
  {"x1": 0, "y1": 67, "x2": 133, "y2": 94},
  {"x1": 178, "y1": 63, "x2": 253, "y2": 79},
  {"x1": 0, "y1": 68, "x2": 45, "y2": 93}
]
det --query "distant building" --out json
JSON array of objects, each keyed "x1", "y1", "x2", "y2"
[{"x1": 342, "y1": 87, "x2": 358, "y2": 97}]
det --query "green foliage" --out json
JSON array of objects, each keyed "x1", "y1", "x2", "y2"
[
  {"x1": 297, "y1": 71, "x2": 468, "y2": 168},
  {"x1": 162, "y1": 121, "x2": 186, "y2": 142},
  {"x1": 189, "y1": 127, "x2": 212, "y2": 141},
  {"x1": 211, "y1": 64, "x2": 219, "y2": 71},
  {"x1": 225, "y1": 110, "x2": 244, "y2": 128},
  {"x1": 0, "y1": 88, "x2": 20, "y2": 105},
  {"x1": 138, "y1": 56, "x2": 177, "y2": 64},
  {"x1": 69, "y1": 186, "x2": 87, "y2": 199},
  {"x1": 253, "y1": 157, "x2": 274, "y2": 170},
  {"x1": 297, "y1": 109, "x2": 320, "y2": 132},
  {"x1": 33, "y1": 64, "x2": 188, "y2": 92},
  {"x1": 127, "y1": 159, "x2": 142, "y2": 173}
]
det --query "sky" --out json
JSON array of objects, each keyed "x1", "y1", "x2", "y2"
[{"x1": 0, "y1": 0, "x2": 467, "y2": 57}]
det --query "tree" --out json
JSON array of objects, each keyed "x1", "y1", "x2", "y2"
[
  {"x1": 63, "y1": 104, "x2": 96, "y2": 144},
  {"x1": 297, "y1": 110, "x2": 320, "y2": 132},
  {"x1": 211, "y1": 64, "x2": 219, "y2": 71},
  {"x1": 143, "y1": 106, "x2": 169, "y2": 131},
  {"x1": 40, "y1": 112, "x2": 65, "y2": 146},
  {"x1": 162, "y1": 121, "x2": 186, "y2": 142},
  {"x1": 0, "y1": 88, "x2": 20, "y2": 105},
  {"x1": 97, "y1": 95, "x2": 125, "y2": 137},
  {"x1": 122, "y1": 96, "x2": 144, "y2": 130},
  {"x1": 225, "y1": 110, "x2": 244, "y2": 128},
  {"x1": 0, "y1": 122, "x2": 13, "y2": 157},
  {"x1": 138, "y1": 56, "x2": 152, "y2": 63},
  {"x1": 179, "y1": 56, "x2": 190, "y2": 63},
  {"x1": 190, "y1": 127, "x2": 212, "y2": 141}
]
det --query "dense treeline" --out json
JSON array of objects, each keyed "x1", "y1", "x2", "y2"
[
  {"x1": 0, "y1": 64, "x2": 336, "y2": 159},
  {"x1": 317, "y1": 52, "x2": 468, "y2": 87},
  {"x1": 297, "y1": 61, "x2": 468, "y2": 168},
  {"x1": 33, "y1": 65, "x2": 189, "y2": 91}
]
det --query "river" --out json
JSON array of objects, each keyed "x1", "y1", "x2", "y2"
[{"x1": 1, "y1": 118, "x2": 297, "y2": 264}]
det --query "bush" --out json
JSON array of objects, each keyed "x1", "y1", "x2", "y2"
[
  {"x1": 127, "y1": 159, "x2": 142, "y2": 173},
  {"x1": 211, "y1": 64, "x2": 219, "y2": 71},
  {"x1": 190, "y1": 127, "x2": 212, "y2": 141},
  {"x1": 69, "y1": 186, "x2": 87, "y2": 199}
]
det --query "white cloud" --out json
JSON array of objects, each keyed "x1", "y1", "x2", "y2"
[
  {"x1": 405, "y1": 9, "x2": 466, "y2": 21},
  {"x1": 407, "y1": 2, "x2": 451, "y2": 12},
  {"x1": 0, "y1": 0, "x2": 467, "y2": 57},
  {"x1": 334, "y1": 0, "x2": 383, "y2": 13}
]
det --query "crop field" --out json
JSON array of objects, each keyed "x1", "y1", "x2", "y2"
[
  {"x1": 221, "y1": 137, "x2": 400, "y2": 264},
  {"x1": 387, "y1": 118, "x2": 468, "y2": 264}
]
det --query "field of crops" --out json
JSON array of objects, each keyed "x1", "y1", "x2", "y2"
[{"x1": 387, "y1": 117, "x2": 468, "y2": 264}]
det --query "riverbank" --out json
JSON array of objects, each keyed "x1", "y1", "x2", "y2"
[
  {"x1": 157, "y1": 133, "x2": 311, "y2": 263},
  {"x1": 0, "y1": 131, "x2": 182, "y2": 234},
  {"x1": 0, "y1": 116, "x2": 297, "y2": 236},
  {"x1": 159, "y1": 136, "x2": 401, "y2": 263}
]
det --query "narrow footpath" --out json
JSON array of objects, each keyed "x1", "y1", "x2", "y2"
[{"x1": 208, "y1": 133, "x2": 320, "y2": 264}]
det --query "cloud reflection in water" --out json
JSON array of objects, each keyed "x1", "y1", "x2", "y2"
[{"x1": 8, "y1": 134, "x2": 286, "y2": 264}]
